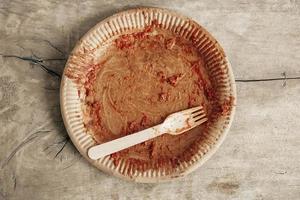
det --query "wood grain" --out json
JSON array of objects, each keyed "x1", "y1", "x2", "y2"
[{"x1": 0, "y1": 0, "x2": 299, "y2": 199}]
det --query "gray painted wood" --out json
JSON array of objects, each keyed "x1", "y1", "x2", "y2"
[{"x1": 0, "y1": 0, "x2": 299, "y2": 199}]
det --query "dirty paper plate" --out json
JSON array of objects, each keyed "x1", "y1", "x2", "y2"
[{"x1": 60, "y1": 7, "x2": 236, "y2": 182}]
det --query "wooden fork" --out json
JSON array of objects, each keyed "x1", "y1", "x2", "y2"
[{"x1": 88, "y1": 106, "x2": 207, "y2": 160}]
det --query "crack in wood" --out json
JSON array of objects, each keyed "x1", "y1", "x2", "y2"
[
  {"x1": 43, "y1": 137, "x2": 68, "y2": 152},
  {"x1": 235, "y1": 72, "x2": 300, "y2": 83},
  {"x1": 43, "y1": 137, "x2": 71, "y2": 160},
  {"x1": 1, "y1": 54, "x2": 62, "y2": 78},
  {"x1": 42, "y1": 39, "x2": 65, "y2": 55},
  {"x1": 54, "y1": 137, "x2": 70, "y2": 159},
  {"x1": 1, "y1": 129, "x2": 52, "y2": 169},
  {"x1": 236, "y1": 77, "x2": 300, "y2": 82}
]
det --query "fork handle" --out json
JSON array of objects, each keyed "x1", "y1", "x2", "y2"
[{"x1": 88, "y1": 125, "x2": 163, "y2": 160}]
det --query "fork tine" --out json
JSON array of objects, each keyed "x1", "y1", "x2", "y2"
[
  {"x1": 193, "y1": 113, "x2": 207, "y2": 121},
  {"x1": 194, "y1": 117, "x2": 208, "y2": 126},
  {"x1": 192, "y1": 109, "x2": 205, "y2": 117},
  {"x1": 191, "y1": 107, "x2": 203, "y2": 114},
  {"x1": 182, "y1": 106, "x2": 203, "y2": 114}
]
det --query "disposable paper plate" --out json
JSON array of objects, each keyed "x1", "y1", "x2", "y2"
[{"x1": 60, "y1": 7, "x2": 236, "y2": 182}]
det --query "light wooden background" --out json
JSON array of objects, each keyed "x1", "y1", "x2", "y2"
[{"x1": 0, "y1": 0, "x2": 299, "y2": 199}]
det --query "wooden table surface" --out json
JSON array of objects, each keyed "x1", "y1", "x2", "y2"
[{"x1": 0, "y1": 0, "x2": 299, "y2": 199}]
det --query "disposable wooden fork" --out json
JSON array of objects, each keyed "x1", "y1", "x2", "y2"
[{"x1": 88, "y1": 106, "x2": 207, "y2": 160}]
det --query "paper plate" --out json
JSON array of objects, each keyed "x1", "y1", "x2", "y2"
[{"x1": 60, "y1": 7, "x2": 236, "y2": 182}]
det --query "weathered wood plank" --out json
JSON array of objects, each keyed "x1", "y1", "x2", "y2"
[{"x1": 0, "y1": 0, "x2": 299, "y2": 199}]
